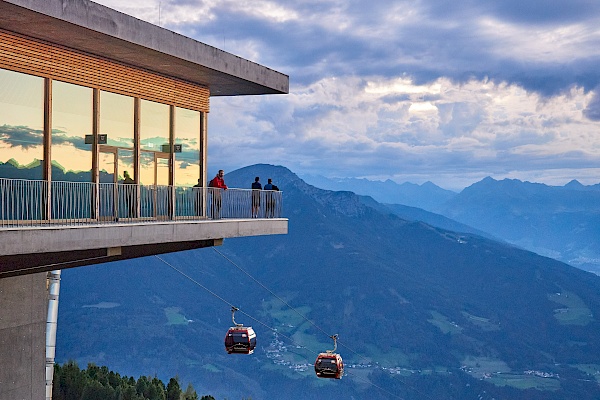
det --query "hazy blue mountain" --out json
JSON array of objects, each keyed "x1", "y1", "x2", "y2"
[
  {"x1": 57, "y1": 165, "x2": 600, "y2": 400},
  {"x1": 436, "y1": 177, "x2": 600, "y2": 274},
  {"x1": 355, "y1": 195, "x2": 497, "y2": 240},
  {"x1": 300, "y1": 173, "x2": 457, "y2": 212},
  {"x1": 563, "y1": 179, "x2": 600, "y2": 192}
]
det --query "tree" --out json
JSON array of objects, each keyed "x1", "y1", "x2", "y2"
[
  {"x1": 81, "y1": 380, "x2": 115, "y2": 400},
  {"x1": 53, "y1": 360, "x2": 88, "y2": 400},
  {"x1": 52, "y1": 362, "x2": 209, "y2": 400},
  {"x1": 166, "y1": 377, "x2": 182, "y2": 400},
  {"x1": 136, "y1": 375, "x2": 151, "y2": 398},
  {"x1": 182, "y1": 383, "x2": 199, "y2": 400}
]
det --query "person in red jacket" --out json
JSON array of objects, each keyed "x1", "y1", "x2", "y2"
[{"x1": 208, "y1": 170, "x2": 227, "y2": 218}]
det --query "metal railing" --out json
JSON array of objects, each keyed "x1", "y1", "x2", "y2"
[{"x1": 0, "y1": 178, "x2": 283, "y2": 228}]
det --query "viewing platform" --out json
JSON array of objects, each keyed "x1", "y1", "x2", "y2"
[{"x1": 0, "y1": 178, "x2": 286, "y2": 277}]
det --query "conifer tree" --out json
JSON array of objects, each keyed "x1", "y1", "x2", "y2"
[
  {"x1": 166, "y1": 377, "x2": 182, "y2": 400},
  {"x1": 183, "y1": 383, "x2": 199, "y2": 400}
]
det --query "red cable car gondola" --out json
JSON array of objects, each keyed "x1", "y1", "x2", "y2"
[
  {"x1": 314, "y1": 334, "x2": 344, "y2": 379},
  {"x1": 224, "y1": 306, "x2": 257, "y2": 355}
]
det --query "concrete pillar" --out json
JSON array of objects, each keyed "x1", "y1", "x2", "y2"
[{"x1": 0, "y1": 273, "x2": 47, "y2": 400}]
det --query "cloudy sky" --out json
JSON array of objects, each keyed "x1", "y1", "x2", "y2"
[{"x1": 95, "y1": 0, "x2": 600, "y2": 190}]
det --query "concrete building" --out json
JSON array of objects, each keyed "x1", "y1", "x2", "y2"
[{"x1": 0, "y1": 0, "x2": 289, "y2": 398}]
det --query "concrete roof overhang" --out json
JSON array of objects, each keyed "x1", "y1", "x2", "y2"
[{"x1": 0, "y1": 0, "x2": 289, "y2": 96}]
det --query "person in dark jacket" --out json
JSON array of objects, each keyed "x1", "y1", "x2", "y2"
[
  {"x1": 121, "y1": 170, "x2": 136, "y2": 218},
  {"x1": 251, "y1": 176, "x2": 262, "y2": 218},
  {"x1": 263, "y1": 178, "x2": 279, "y2": 218}
]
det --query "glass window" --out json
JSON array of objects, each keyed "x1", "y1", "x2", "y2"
[
  {"x1": 99, "y1": 151, "x2": 116, "y2": 184},
  {"x1": 118, "y1": 149, "x2": 135, "y2": 183},
  {"x1": 140, "y1": 99, "x2": 169, "y2": 152},
  {"x1": 174, "y1": 107, "x2": 201, "y2": 187},
  {"x1": 157, "y1": 157, "x2": 169, "y2": 186},
  {"x1": 140, "y1": 100, "x2": 170, "y2": 186},
  {"x1": 0, "y1": 68, "x2": 44, "y2": 179},
  {"x1": 139, "y1": 151, "x2": 153, "y2": 185},
  {"x1": 100, "y1": 91, "x2": 134, "y2": 149},
  {"x1": 52, "y1": 80, "x2": 93, "y2": 182}
]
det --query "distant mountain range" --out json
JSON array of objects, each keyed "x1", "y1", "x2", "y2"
[
  {"x1": 300, "y1": 173, "x2": 457, "y2": 211},
  {"x1": 56, "y1": 164, "x2": 600, "y2": 400},
  {"x1": 302, "y1": 172, "x2": 600, "y2": 274},
  {"x1": 434, "y1": 177, "x2": 600, "y2": 274}
]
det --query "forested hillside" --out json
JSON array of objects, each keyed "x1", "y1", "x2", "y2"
[{"x1": 52, "y1": 361, "x2": 212, "y2": 400}]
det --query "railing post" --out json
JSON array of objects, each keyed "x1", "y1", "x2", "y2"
[{"x1": 170, "y1": 185, "x2": 175, "y2": 220}]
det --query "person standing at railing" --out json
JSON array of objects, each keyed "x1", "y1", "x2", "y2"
[
  {"x1": 208, "y1": 170, "x2": 227, "y2": 219},
  {"x1": 122, "y1": 171, "x2": 136, "y2": 218},
  {"x1": 251, "y1": 176, "x2": 262, "y2": 218},
  {"x1": 264, "y1": 178, "x2": 279, "y2": 218}
]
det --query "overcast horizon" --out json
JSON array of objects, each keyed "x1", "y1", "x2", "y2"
[{"x1": 94, "y1": 0, "x2": 600, "y2": 191}]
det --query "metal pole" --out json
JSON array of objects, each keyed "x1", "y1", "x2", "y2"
[{"x1": 45, "y1": 270, "x2": 61, "y2": 400}]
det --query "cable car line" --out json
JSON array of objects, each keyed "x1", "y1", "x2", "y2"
[
  {"x1": 158, "y1": 253, "x2": 428, "y2": 400},
  {"x1": 209, "y1": 249, "x2": 435, "y2": 400},
  {"x1": 212, "y1": 247, "x2": 336, "y2": 339},
  {"x1": 209, "y1": 249, "x2": 413, "y2": 397},
  {"x1": 157, "y1": 256, "x2": 405, "y2": 399},
  {"x1": 155, "y1": 255, "x2": 314, "y2": 355}
]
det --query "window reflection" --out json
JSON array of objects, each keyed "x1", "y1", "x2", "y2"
[
  {"x1": 139, "y1": 151, "x2": 154, "y2": 186},
  {"x1": 0, "y1": 68, "x2": 44, "y2": 179},
  {"x1": 118, "y1": 149, "x2": 134, "y2": 183},
  {"x1": 139, "y1": 151, "x2": 169, "y2": 186},
  {"x1": 157, "y1": 157, "x2": 169, "y2": 186},
  {"x1": 175, "y1": 107, "x2": 200, "y2": 187},
  {"x1": 52, "y1": 80, "x2": 93, "y2": 182},
  {"x1": 99, "y1": 151, "x2": 116, "y2": 184},
  {"x1": 140, "y1": 99, "x2": 169, "y2": 152},
  {"x1": 100, "y1": 91, "x2": 134, "y2": 149},
  {"x1": 0, "y1": 69, "x2": 205, "y2": 190}
]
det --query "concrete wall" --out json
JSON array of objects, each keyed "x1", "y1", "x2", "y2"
[{"x1": 0, "y1": 273, "x2": 46, "y2": 400}]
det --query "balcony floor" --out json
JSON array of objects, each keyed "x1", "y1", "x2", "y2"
[{"x1": 0, "y1": 218, "x2": 287, "y2": 277}]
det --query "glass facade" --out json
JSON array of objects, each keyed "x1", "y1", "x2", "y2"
[
  {"x1": 0, "y1": 69, "x2": 44, "y2": 179},
  {"x1": 100, "y1": 91, "x2": 134, "y2": 149},
  {"x1": 175, "y1": 107, "x2": 201, "y2": 187},
  {"x1": 140, "y1": 99, "x2": 170, "y2": 185},
  {"x1": 52, "y1": 80, "x2": 93, "y2": 182},
  {"x1": 0, "y1": 66, "x2": 208, "y2": 221},
  {"x1": 0, "y1": 68, "x2": 205, "y2": 187},
  {"x1": 99, "y1": 91, "x2": 135, "y2": 183}
]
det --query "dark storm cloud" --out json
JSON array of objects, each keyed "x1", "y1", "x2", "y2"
[
  {"x1": 423, "y1": 0, "x2": 600, "y2": 25},
  {"x1": 484, "y1": 0, "x2": 600, "y2": 25},
  {"x1": 51, "y1": 130, "x2": 93, "y2": 152},
  {"x1": 0, "y1": 125, "x2": 43, "y2": 149},
  {"x1": 184, "y1": 0, "x2": 600, "y2": 96}
]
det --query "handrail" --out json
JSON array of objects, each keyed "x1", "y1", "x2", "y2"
[{"x1": 0, "y1": 178, "x2": 283, "y2": 228}]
